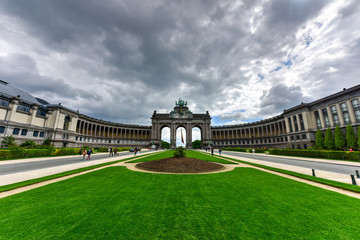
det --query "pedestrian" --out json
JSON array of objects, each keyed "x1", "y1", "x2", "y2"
[
  {"x1": 82, "y1": 149, "x2": 87, "y2": 160},
  {"x1": 79, "y1": 148, "x2": 82, "y2": 156},
  {"x1": 219, "y1": 148, "x2": 222, "y2": 156},
  {"x1": 211, "y1": 147, "x2": 214, "y2": 156},
  {"x1": 114, "y1": 148, "x2": 117, "y2": 156},
  {"x1": 109, "y1": 147, "x2": 113, "y2": 157},
  {"x1": 87, "y1": 148, "x2": 92, "y2": 160},
  {"x1": 349, "y1": 148, "x2": 354, "y2": 152},
  {"x1": 134, "y1": 147, "x2": 137, "y2": 156}
]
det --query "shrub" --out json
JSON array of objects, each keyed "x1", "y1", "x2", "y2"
[
  {"x1": 269, "y1": 149, "x2": 360, "y2": 161},
  {"x1": 20, "y1": 140, "x2": 36, "y2": 148},
  {"x1": 223, "y1": 147, "x2": 266, "y2": 153},
  {"x1": 174, "y1": 147, "x2": 186, "y2": 157},
  {"x1": 335, "y1": 126, "x2": 345, "y2": 150},
  {"x1": 346, "y1": 124, "x2": 357, "y2": 149},
  {"x1": 324, "y1": 128, "x2": 335, "y2": 150},
  {"x1": 358, "y1": 127, "x2": 360, "y2": 150},
  {"x1": 1, "y1": 135, "x2": 16, "y2": 148}
]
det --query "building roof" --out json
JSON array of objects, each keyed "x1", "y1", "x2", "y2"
[{"x1": 0, "y1": 80, "x2": 43, "y2": 105}]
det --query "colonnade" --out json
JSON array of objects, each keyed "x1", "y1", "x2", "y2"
[
  {"x1": 75, "y1": 120, "x2": 151, "y2": 140},
  {"x1": 212, "y1": 120, "x2": 286, "y2": 141}
]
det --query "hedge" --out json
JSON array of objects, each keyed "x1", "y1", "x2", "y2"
[
  {"x1": 0, "y1": 148, "x2": 80, "y2": 160},
  {"x1": 222, "y1": 147, "x2": 266, "y2": 153},
  {"x1": 269, "y1": 149, "x2": 360, "y2": 161},
  {"x1": 94, "y1": 147, "x2": 131, "y2": 153}
]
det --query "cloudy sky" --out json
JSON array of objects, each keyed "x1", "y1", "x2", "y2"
[{"x1": 1, "y1": 0, "x2": 360, "y2": 127}]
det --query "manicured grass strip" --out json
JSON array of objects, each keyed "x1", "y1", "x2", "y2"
[
  {"x1": 1, "y1": 167, "x2": 360, "y2": 239},
  {"x1": 128, "y1": 150, "x2": 236, "y2": 164},
  {"x1": 0, "y1": 151, "x2": 162, "y2": 193},
  {"x1": 219, "y1": 155, "x2": 360, "y2": 193}
]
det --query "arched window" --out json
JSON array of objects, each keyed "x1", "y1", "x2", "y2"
[{"x1": 63, "y1": 116, "x2": 71, "y2": 130}]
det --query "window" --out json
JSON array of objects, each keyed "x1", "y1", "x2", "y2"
[
  {"x1": 302, "y1": 134, "x2": 307, "y2": 140},
  {"x1": 17, "y1": 103, "x2": 30, "y2": 113},
  {"x1": 39, "y1": 132, "x2": 45, "y2": 137},
  {"x1": 314, "y1": 111, "x2": 322, "y2": 129},
  {"x1": 351, "y1": 99, "x2": 360, "y2": 122},
  {"x1": 322, "y1": 108, "x2": 330, "y2": 127},
  {"x1": 288, "y1": 117, "x2": 293, "y2": 132},
  {"x1": 33, "y1": 131, "x2": 39, "y2": 137},
  {"x1": 0, "y1": 98, "x2": 9, "y2": 107},
  {"x1": 296, "y1": 135, "x2": 300, "y2": 140},
  {"x1": 290, "y1": 136, "x2": 294, "y2": 141},
  {"x1": 298, "y1": 114, "x2": 305, "y2": 130},
  {"x1": 330, "y1": 105, "x2": 340, "y2": 126},
  {"x1": 80, "y1": 137, "x2": 82, "y2": 141},
  {"x1": 0, "y1": 126, "x2": 5, "y2": 134},
  {"x1": 13, "y1": 128, "x2": 20, "y2": 135},
  {"x1": 63, "y1": 116, "x2": 71, "y2": 130},
  {"x1": 293, "y1": 116, "x2": 299, "y2": 131},
  {"x1": 21, "y1": 129, "x2": 28, "y2": 136},
  {"x1": 76, "y1": 136, "x2": 78, "y2": 141},
  {"x1": 36, "y1": 108, "x2": 47, "y2": 117},
  {"x1": 340, "y1": 102, "x2": 350, "y2": 124}
]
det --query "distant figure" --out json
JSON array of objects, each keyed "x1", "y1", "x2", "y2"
[
  {"x1": 79, "y1": 148, "x2": 82, "y2": 156},
  {"x1": 211, "y1": 147, "x2": 214, "y2": 156},
  {"x1": 87, "y1": 148, "x2": 92, "y2": 160},
  {"x1": 349, "y1": 148, "x2": 354, "y2": 152},
  {"x1": 109, "y1": 148, "x2": 113, "y2": 157},
  {"x1": 134, "y1": 147, "x2": 138, "y2": 156},
  {"x1": 82, "y1": 149, "x2": 87, "y2": 160},
  {"x1": 252, "y1": 149, "x2": 255, "y2": 153},
  {"x1": 114, "y1": 148, "x2": 117, "y2": 156},
  {"x1": 219, "y1": 148, "x2": 222, "y2": 156}
]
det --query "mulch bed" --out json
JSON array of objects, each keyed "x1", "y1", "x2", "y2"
[{"x1": 135, "y1": 157, "x2": 224, "y2": 173}]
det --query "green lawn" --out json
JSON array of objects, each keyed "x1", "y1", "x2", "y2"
[
  {"x1": 1, "y1": 166, "x2": 360, "y2": 239},
  {"x1": 128, "y1": 150, "x2": 236, "y2": 164}
]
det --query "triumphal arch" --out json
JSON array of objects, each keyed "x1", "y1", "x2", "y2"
[{"x1": 151, "y1": 99, "x2": 212, "y2": 148}]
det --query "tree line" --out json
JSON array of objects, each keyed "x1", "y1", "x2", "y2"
[{"x1": 315, "y1": 124, "x2": 360, "y2": 150}]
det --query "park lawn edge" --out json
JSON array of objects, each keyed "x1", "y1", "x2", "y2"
[
  {"x1": 0, "y1": 151, "x2": 161, "y2": 193},
  {"x1": 224, "y1": 149, "x2": 360, "y2": 163},
  {"x1": 217, "y1": 154, "x2": 360, "y2": 193}
]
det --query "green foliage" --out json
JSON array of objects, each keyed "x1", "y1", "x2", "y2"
[
  {"x1": 20, "y1": 140, "x2": 36, "y2": 148},
  {"x1": 192, "y1": 140, "x2": 202, "y2": 149},
  {"x1": 346, "y1": 124, "x2": 357, "y2": 148},
  {"x1": 161, "y1": 140, "x2": 170, "y2": 149},
  {"x1": 269, "y1": 149, "x2": 360, "y2": 161},
  {"x1": 173, "y1": 146, "x2": 186, "y2": 157},
  {"x1": 1, "y1": 135, "x2": 16, "y2": 148},
  {"x1": 315, "y1": 129, "x2": 324, "y2": 149},
  {"x1": 324, "y1": 128, "x2": 335, "y2": 150},
  {"x1": 223, "y1": 147, "x2": 266, "y2": 153},
  {"x1": 43, "y1": 138, "x2": 51, "y2": 146},
  {"x1": 0, "y1": 148, "x2": 84, "y2": 160},
  {"x1": 94, "y1": 147, "x2": 131, "y2": 153},
  {"x1": 335, "y1": 125, "x2": 345, "y2": 150}
]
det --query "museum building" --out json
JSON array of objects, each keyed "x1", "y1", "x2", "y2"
[{"x1": 0, "y1": 80, "x2": 359, "y2": 149}]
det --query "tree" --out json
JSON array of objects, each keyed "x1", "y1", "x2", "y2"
[
  {"x1": 335, "y1": 125, "x2": 345, "y2": 150},
  {"x1": 324, "y1": 128, "x2": 335, "y2": 150},
  {"x1": 192, "y1": 140, "x2": 202, "y2": 149},
  {"x1": 1, "y1": 135, "x2": 16, "y2": 148},
  {"x1": 358, "y1": 127, "x2": 360, "y2": 150},
  {"x1": 346, "y1": 124, "x2": 357, "y2": 149},
  {"x1": 161, "y1": 140, "x2": 170, "y2": 149},
  {"x1": 315, "y1": 129, "x2": 324, "y2": 149}
]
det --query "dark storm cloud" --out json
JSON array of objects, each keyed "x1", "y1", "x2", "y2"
[
  {"x1": 259, "y1": 84, "x2": 310, "y2": 115},
  {"x1": 0, "y1": 0, "x2": 359, "y2": 125}
]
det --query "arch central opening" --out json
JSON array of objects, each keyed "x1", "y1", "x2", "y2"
[
  {"x1": 161, "y1": 126, "x2": 170, "y2": 149},
  {"x1": 192, "y1": 126, "x2": 201, "y2": 149},
  {"x1": 176, "y1": 127, "x2": 186, "y2": 148}
]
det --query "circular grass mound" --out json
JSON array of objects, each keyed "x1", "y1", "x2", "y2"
[{"x1": 135, "y1": 157, "x2": 224, "y2": 173}]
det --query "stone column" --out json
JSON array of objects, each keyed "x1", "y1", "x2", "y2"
[
  {"x1": 327, "y1": 107, "x2": 334, "y2": 127},
  {"x1": 336, "y1": 103, "x2": 344, "y2": 125},
  {"x1": 318, "y1": 109, "x2": 325, "y2": 129},
  {"x1": 347, "y1": 100, "x2": 356, "y2": 124}
]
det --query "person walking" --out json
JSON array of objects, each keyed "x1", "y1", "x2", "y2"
[
  {"x1": 87, "y1": 148, "x2": 92, "y2": 160},
  {"x1": 82, "y1": 149, "x2": 87, "y2": 160},
  {"x1": 109, "y1": 148, "x2": 113, "y2": 157},
  {"x1": 211, "y1": 147, "x2": 214, "y2": 156},
  {"x1": 219, "y1": 148, "x2": 222, "y2": 156},
  {"x1": 134, "y1": 147, "x2": 137, "y2": 156},
  {"x1": 114, "y1": 148, "x2": 117, "y2": 156}
]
